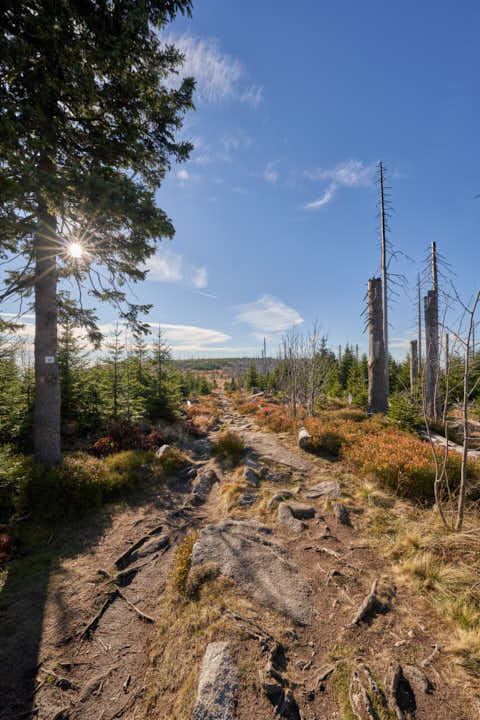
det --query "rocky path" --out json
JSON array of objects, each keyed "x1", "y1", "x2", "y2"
[{"x1": 1, "y1": 392, "x2": 478, "y2": 719}]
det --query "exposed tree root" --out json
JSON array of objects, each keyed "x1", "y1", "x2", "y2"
[{"x1": 349, "y1": 579, "x2": 386, "y2": 627}]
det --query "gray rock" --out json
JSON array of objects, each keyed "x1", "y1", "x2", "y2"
[
  {"x1": 332, "y1": 502, "x2": 350, "y2": 526},
  {"x1": 298, "y1": 426, "x2": 313, "y2": 450},
  {"x1": 192, "y1": 520, "x2": 314, "y2": 625},
  {"x1": 243, "y1": 466, "x2": 260, "y2": 487},
  {"x1": 238, "y1": 492, "x2": 257, "y2": 507},
  {"x1": 284, "y1": 501, "x2": 315, "y2": 520},
  {"x1": 191, "y1": 470, "x2": 219, "y2": 506},
  {"x1": 404, "y1": 665, "x2": 434, "y2": 695},
  {"x1": 267, "y1": 491, "x2": 295, "y2": 510},
  {"x1": 155, "y1": 444, "x2": 170, "y2": 458},
  {"x1": 386, "y1": 663, "x2": 416, "y2": 719},
  {"x1": 304, "y1": 480, "x2": 341, "y2": 499},
  {"x1": 193, "y1": 642, "x2": 238, "y2": 720},
  {"x1": 277, "y1": 503, "x2": 307, "y2": 533}
]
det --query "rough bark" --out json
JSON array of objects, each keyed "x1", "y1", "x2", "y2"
[
  {"x1": 368, "y1": 277, "x2": 387, "y2": 414},
  {"x1": 34, "y1": 207, "x2": 61, "y2": 465},
  {"x1": 410, "y1": 340, "x2": 418, "y2": 393},
  {"x1": 424, "y1": 290, "x2": 441, "y2": 422}
]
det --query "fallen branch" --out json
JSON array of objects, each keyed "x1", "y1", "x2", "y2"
[{"x1": 316, "y1": 546, "x2": 358, "y2": 571}]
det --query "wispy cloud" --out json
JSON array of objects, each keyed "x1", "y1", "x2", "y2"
[
  {"x1": 145, "y1": 249, "x2": 208, "y2": 289},
  {"x1": 191, "y1": 266, "x2": 208, "y2": 289},
  {"x1": 235, "y1": 295, "x2": 304, "y2": 333},
  {"x1": 304, "y1": 160, "x2": 376, "y2": 209},
  {"x1": 240, "y1": 84, "x2": 264, "y2": 108},
  {"x1": 162, "y1": 33, "x2": 262, "y2": 108},
  {"x1": 263, "y1": 161, "x2": 279, "y2": 185}
]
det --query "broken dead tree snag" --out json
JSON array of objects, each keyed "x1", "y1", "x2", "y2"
[{"x1": 368, "y1": 277, "x2": 388, "y2": 414}]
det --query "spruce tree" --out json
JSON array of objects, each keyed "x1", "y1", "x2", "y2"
[{"x1": 0, "y1": 1, "x2": 194, "y2": 464}]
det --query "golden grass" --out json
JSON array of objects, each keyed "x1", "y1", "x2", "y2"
[{"x1": 351, "y1": 475, "x2": 480, "y2": 677}]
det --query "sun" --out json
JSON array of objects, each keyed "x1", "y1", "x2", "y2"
[{"x1": 68, "y1": 242, "x2": 84, "y2": 259}]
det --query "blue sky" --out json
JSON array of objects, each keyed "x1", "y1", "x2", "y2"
[{"x1": 4, "y1": 1, "x2": 480, "y2": 358}]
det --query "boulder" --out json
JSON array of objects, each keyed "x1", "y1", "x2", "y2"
[
  {"x1": 298, "y1": 427, "x2": 312, "y2": 450},
  {"x1": 304, "y1": 480, "x2": 341, "y2": 499},
  {"x1": 193, "y1": 642, "x2": 238, "y2": 720},
  {"x1": 277, "y1": 503, "x2": 307, "y2": 533},
  {"x1": 191, "y1": 520, "x2": 314, "y2": 625}
]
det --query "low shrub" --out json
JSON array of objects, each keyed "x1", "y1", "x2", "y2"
[
  {"x1": 0, "y1": 446, "x2": 31, "y2": 522},
  {"x1": 91, "y1": 436, "x2": 118, "y2": 457},
  {"x1": 17, "y1": 454, "x2": 105, "y2": 522},
  {"x1": 140, "y1": 428, "x2": 166, "y2": 452},
  {"x1": 212, "y1": 431, "x2": 245, "y2": 465},
  {"x1": 388, "y1": 391, "x2": 421, "y2": 431},
  {"x1": 156, "y1": 446, "x2": 187, "y2": 476},
  {"x1": 342, "y1": 429, "x2": 480, "y2": 501}
]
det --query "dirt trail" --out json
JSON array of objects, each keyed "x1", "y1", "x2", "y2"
[{"x1": 1, "y1": 392, "x2": 478, "y2": 719}]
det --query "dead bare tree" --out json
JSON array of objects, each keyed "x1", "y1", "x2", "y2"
[{"x1": 368, "y1": 277, "x2": 387, "y2": 413}]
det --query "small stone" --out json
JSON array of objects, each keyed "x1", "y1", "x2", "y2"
[
  {"x1": 243, "y1": 467, "x2": 260, "y2": 487},
  {"x1": 332, "y1": 502, "x2": 350, "y2": 526},
  {"x1": 285, "y1": 501, "x2": 315, "y2": 520},
  {"x1": 277, "y1": 503, "x2": 307, "y2": 533},
  {"x1": 298, "y1": 427, "x2": 313, "y2": 450},
  {"x1": 238, "y1": 492, "x2": 256, "y2": 507},
  {"x1": 304, "y1": 481, "x2": 341, "y2": 499},
  {"x1": 155, "y1": 444, "x2": 170, "y2": 458},
  {"x1": 267, "y1": 491, "x2": 295, "y2": 510}
]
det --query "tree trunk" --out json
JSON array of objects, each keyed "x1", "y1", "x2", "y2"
[
  {"x1": 410, "y1": 340, "x2": 418, "y2": 393},
  {"x1": 368, "y1": 277, "x2": 387, "y2": 414},
  {"x1": 34, "y1": 210, "x2": 61, "y2": 465},
  {"x1": 424, "y1": 290, "x2": 441, "y2": 422}
]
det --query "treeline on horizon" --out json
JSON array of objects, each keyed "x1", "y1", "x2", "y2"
[{"x1": 0, "y1": 321, "x2": 213, "y2": 454}]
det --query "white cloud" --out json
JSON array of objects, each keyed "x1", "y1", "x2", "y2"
[
  {"x1": 145, "y1": 248, "x2": 183, "y2": 283},
  {"x1": 161, "y1": 33, "x2": 262, "y2": 108},
  {"x1": 145, "y1": 249, "x2": 208, "y2": 289},
  {"x1": 177, "y1": 168, "x2": 190, "y2": 181},
  {"x1": 263, "y1": 161, "x2": 279, "y2": 185},
  {"x1": 235, "y1": 295, "x2": 304, "y2": 333},
  {"x1": 240, "y1": 84, "x2": 264, "y2": 108},
  {"x1": 191, "y1": 266, "x2": 208, "y2": 289},
  {"x1": 304, "y1": 160, "x2": 376, "y2": 209}
]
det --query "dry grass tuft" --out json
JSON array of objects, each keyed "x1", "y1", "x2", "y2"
[
  {"x1": 185, "y1": 562, "x2": 220, "y2": 598},
  {"x1": 212, "y1": 431, "x2": 245, "y2": 466},
  {"x1": 171, "y1": 531, "x2": 199, "y2": 595}
]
